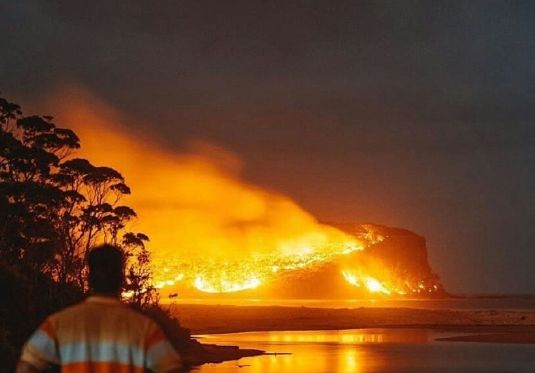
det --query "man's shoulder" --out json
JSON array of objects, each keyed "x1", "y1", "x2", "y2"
[
  {"x1": 49, "y1": 297, "x2": 156, "y2": 327},
  {"x1": 47, "y1": 300, "x2": 87, "y2": 321}
]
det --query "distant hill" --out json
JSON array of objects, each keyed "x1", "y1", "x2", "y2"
[{"x1": 330, "y1": 223, "x2": 445, "y2": 296}]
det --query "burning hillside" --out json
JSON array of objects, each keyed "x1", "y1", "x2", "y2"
[
  {"x1": 336, "y1": 224, "x2": 443, "y2": 297},
  {"x1": 45, "y1": 88, "x2": 444, "y2": 300},
  {"x1": 157, "y1": 223, "x2": 444, "y2": 299}
]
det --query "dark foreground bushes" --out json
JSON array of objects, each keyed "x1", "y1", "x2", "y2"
[{"x1": 0, "y1": 261, "x2": 81, "y2": 370}]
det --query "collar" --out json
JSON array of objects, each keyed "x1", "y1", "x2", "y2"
[{"x1": 85, "y1": 295, "x2": 122, "y2": 305}]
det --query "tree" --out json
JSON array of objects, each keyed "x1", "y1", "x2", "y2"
[
  {"x1": 0, "y1": 99, "x2": 79, "y2": 274},
  {"x1": 122, "y1": 232, "x2": 158, "y2": 307},
  {"x1": 53, "y1": 157, "x2": 135, "y2": 287},
  {"x1": 0, "y1": 95, "x2": 151, "y2": 295}
]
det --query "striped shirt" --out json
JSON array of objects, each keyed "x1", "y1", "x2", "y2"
[{"x1": 20, "y1": 296, "x2": 182, "y2": 373}]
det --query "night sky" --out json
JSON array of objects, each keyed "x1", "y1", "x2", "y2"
[{"x1": 1, "y1": 1, "x2": 534, "y2": 293}]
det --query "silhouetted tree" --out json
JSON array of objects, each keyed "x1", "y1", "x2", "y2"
[
  {"x1": 0, "y1": 96, "x2": 147, "y2": 291},
  {"x1": 122, "y1": 232, "x2": 158, "y2": 307},
  {"x1": 53, "y1": 157, "x2": 135, "y2": 287},
  {"x1": 0, "y1": 100, "x2": 79, "y2": 276}
]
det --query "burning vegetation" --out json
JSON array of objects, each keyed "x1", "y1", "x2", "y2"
[
  {"x1": 151, "y1": 223, "x2": 443, "y2": 298},
  {"x1": 49, "y1": 88, "x2": 443, "y2": 299}
]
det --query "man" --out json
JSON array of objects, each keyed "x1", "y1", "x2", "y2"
[{"x1": 17, "y1": 244, "x2": 183, "y2": 373}]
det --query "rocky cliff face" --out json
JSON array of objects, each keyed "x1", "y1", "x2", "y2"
[
  {"x1": 252, "y1": 223, "x2": 445, "y2": 298},
  {"x1": 335, "y1": 223, "x2": 445, "y2": 296}
]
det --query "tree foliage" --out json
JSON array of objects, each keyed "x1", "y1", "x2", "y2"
[{"x1": 0, "y1": 95, "x2": 155, "y2": 301}]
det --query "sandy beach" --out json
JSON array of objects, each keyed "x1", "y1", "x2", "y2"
[{"x1": 171, "y1": 304, "x2": 535, "y2": 344}]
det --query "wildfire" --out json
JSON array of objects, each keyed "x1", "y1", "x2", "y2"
[
  {"x1": 341, "y1": 270, "x2": 391, "y2": 295},
  {"x1": 154, "y1": 239, "x2": 362, "y2": 294},
  {"x1": 48, "y1": 87, "x2": 442, "y2": 299},
  {"x1": 194, "y1": 275, "x2": 261, "y2": 293}
]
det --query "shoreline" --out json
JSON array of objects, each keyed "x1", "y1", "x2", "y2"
[
  {"x1": 171, "y1": 304, "x2": 535, "y2": 346},
  {"x1": 182, "y1": 343, "x2": 265, "y2": 367},
  {"x1": 436, "y1": 332, "x2": 535, "y2": 344}
]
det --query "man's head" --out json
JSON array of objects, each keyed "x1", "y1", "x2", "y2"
[{"x1": 88, "y1": 244, "x2": 124, "y2": 295}]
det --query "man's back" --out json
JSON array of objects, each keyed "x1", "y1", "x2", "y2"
[{"x1": 20, "y1": 296, "x2": 182, "y2": 373}]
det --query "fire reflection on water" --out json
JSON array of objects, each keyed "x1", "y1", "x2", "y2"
[
  {"x1": 196, "y1": 329, "x2": 431, "y2": 373},
  {"x1": 198, "y1": 329, "x2": 428, "y2": 345},
  {"x1": 197, "y1": 329, "x2": 535, "y2": 373}
]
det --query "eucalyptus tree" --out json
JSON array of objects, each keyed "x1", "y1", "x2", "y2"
[{"x1": 0, "y1": 96, "x2": 152, "y2": 297}]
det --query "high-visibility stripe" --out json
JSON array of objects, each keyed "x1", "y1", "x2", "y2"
[
  {"x1": 28, "y1": 329, "x2": 57, "y2": 363},
  {"x1": 59, "y1": 342, "x2": 145, "y2": 367},
  {"x1": 61, "y1": 361, "x2": 145, "y2": 373},
  {"x1": 20, "y1": 343, "x2": 55, "y2": 370}
]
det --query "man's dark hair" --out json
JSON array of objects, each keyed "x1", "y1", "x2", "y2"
[{"x1": 88, "y1": 244, "x2": 124, "y2": 294}]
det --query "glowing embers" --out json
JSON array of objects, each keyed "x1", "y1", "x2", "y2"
[
  {"x1": 194, "y1": 275, "x2": 261, "y2": 293},
  {"x1": 153, "y1": 273, "x2": 184, "y2": 289},
  {"x1": 341, "y1": 270, "x2": 392, "y2": 295},
  {"x1": 153, "y1": 241, "x2": 362, "y2": 294},
  {"x1": 341, "y1": 269, "x2": 442, "y2": 296}
]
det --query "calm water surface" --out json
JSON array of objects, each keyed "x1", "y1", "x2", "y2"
[{"x1": 194, "y1": 329, "x2": 535, "y2": 373}]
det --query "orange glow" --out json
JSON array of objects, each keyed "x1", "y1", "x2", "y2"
[
  {"x1": 194, "y1": 275, "x2": 261, "y2": 293},
  {"x1": 43, "y1": 87, "x2": 441, "y2": 298},
  {"x1": 364, "y1": 277, "x2": 391, "y2": 295},
  {"x1": 342, "y1": 271, "x2": 391, "y2": 295},
  {"x1": 45, "y1": 88, "x2": 364, "y2": 293}
]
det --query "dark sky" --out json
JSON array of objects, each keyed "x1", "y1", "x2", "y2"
[{"x1": 1, "y1": 1, "x2": 534, "y2": 293}]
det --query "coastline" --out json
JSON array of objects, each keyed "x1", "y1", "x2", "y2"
[
  {"x1": 436, "y1": 332, "x2": 535, "y2": 344},
  {"x1": 172, "y1": 304, "x2": 535, "y2": 346},
  {"x1": 181, "y1": 343, "x2": 265, "y2": 367}
]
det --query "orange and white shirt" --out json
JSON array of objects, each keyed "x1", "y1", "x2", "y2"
[{"x1": 20, "y1": 296, "x2": 182, "y2": 373}]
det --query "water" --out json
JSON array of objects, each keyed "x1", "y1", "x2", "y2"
[{"x1": 194, "y1": 329, "x2": 535, "y2": 373}]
